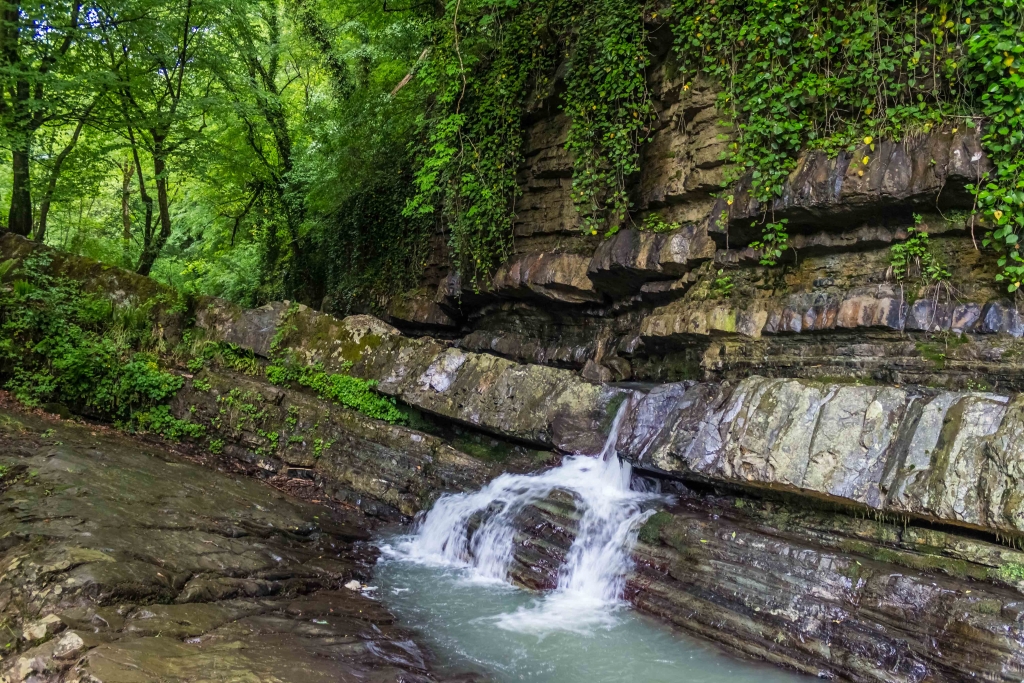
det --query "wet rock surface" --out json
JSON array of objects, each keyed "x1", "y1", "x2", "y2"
[
  {"x1": 0, "y1": 408, "x2": 476, "y2": 683},
  {"x1": 510, "y1": 485, "x2": 1024, "y2": 683},
  {"x1": 170, "y1": 367, "x2": 554, "y2": 521},
  {"x1": 616, "y1": 376, "x2": 1024, "y2": 536}
]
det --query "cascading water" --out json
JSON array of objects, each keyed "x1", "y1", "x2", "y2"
[
  {"x1": 390, "y1": 403, "x2": 661, "y2": 634},
  {"x1": 375, "y1": 404, "x2": 806, "y2": 682}
]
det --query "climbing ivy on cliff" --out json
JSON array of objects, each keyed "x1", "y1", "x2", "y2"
[
  {"x1": 563, "y1": 0, "x2": 656, "y2": 235},
  {"x1": 966, "y1": 1, "x2": 1024, "y2": 291},
  {"x1": 668, "y1": 0, "x2": 1024, "y2": 290},
  {"x1": 405, "y1": 0, "x2": 657, "y2": 282},
  {"x1": 405, "y1": 0, "x2": 572, "y2": 284}
]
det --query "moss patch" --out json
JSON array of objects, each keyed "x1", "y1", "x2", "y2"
[{"x1": 638, "y1": 511, "x2": 673, "y2": 545}]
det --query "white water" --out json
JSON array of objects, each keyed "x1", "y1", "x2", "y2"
[
  {"x1": 380, "y1": 403, "x2": 807, "y2": 682},
  {"x1": 392, "y1": 405, "x2": 661, "y2": 634}
]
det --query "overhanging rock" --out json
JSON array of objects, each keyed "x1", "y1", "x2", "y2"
[{"x1": 193, "y1": 299, "x2": 627, "y2": 454}]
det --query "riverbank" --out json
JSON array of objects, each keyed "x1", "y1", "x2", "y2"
[{"x1": 0, "y1": 403, "x2": 478, "y2": 683}]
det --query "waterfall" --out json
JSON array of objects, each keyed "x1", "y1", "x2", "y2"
[{"x1": 394, "y1": 402, "x2": 662, "y2": 634}]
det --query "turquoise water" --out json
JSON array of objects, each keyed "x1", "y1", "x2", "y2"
[{"x1": 374, "y1": 545, "x2": 807, "y2": 683}]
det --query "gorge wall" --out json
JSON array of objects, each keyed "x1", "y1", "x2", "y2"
[
  {"x1": 387, "y1": 46, "x2": 1018, "y2": 395},
  {"x1": 4, "y1": 45, "x2": 1024, "y2": 680}
]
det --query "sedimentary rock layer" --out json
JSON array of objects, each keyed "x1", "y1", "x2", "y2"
[
  {"x1": 620, "y1": 377, "x2": 1024, "y2": 536},
  {"x1": 0, "y1": 409, "x2": 471, "y2": 683}
]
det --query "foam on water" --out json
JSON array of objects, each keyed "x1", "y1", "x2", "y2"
[
  {"x1": 379, "y1": 401, "x2": 808, "y2": 681},
  {"x1": 391, "y1": 403, "x2": 661, "y2": 635}
]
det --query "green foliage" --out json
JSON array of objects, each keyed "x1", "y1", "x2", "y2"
[
  {"x1": 670, "y1": 0, "x2": 964, "y2": 198},
  {"x1": 970, "y1": 1, "x2": 1024, "y2": 291},
  {"x1": 996, "y1": 561, "x2": 1024, "y2": 583},
  {"x1": 131, "y1": 405, "x2": 206, "y2": 441},
  {"x1": 749, "y1": 220, "x2": 790, "y2": 267},
  {"x1": 889, "y1": 215, "x2": 950, "y2": 283},
  {"x1": 639, "y1": 214, "x2": 681, "y2": 234},
  {"x1": 405, "y1": 0, "x2": 576, "y2": 283},
  {"x1": 710, "y1": 269, "x2": 735, "y2": 298},
  {"x1": 197, "y1": 342, "x2": 262, "y2": 376},
  {"x1": 564, "y1": 0, "x2": 656, "y2": 236},
  {"x1": 0, "y1": 254, "x2": 189, "y2": 435},
  {"x1": 670, "y1": 0, "x2": 1024, "y2": 291},
  {"x1": 266, "y1": 360, "x2": 406, "y2": 424},
  {"x1": 406, "y1": 0, "x2": 657, "y2": 277},
  {"x1": 312, "y1": 437, "x2": 335, "y2": 459}
]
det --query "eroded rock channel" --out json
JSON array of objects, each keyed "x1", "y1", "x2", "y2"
[
  {"x1": 0, "y1": 408, "x2": 476, "y2": 683},
  {"x1": 6, "y1": 230, "x2": 1024, "y2": 681}
]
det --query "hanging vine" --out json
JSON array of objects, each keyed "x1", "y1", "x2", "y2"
[
  {"x1": 668, "y1": 0, "x2": 1024, "y2": 290},
  {"x1": 404, "y1": 0, "x2": 580, "y2": 285},
  {"x1": 563, "y1": 0, "x2": 657, "y2": 235},
  {"x1": 405, "y1": 0, "x2": 658, "y2": 282}
]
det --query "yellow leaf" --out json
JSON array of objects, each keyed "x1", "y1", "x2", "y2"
[
  {"x1": 863, "y1": 136, "x2": 873, "y2": 145},
  {"x1": 862, "y1": 156, "x2": 870, "y2": 165}
]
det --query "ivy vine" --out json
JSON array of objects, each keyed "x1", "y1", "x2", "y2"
[
  {"x1": 408, "y1": 0, "x2": 1024, "y2": 294},
  {"x1": 405, "y1": 0, "x2": 576, "y2": 285},
  {"x1": 406, "y1": 0, "x2": 657, "y2": 282},
  {"x1": 563, "y1": 0, "x2": 656, "y2": 235},
  {"x1": 668, "y1": 0, "x2": 1024, "y2": 292}
]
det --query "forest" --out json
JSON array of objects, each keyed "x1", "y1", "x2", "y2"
[{"x1": 1, "y1": 0, "x2": 1022, "y2": 309}]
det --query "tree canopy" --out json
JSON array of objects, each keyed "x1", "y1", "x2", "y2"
[{"x1": 3, "y1": 0, "x2": 1024, "y2": 307}]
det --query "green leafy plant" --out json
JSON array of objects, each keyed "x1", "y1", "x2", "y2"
[
  {"x1": 0, "y1": 254, "x2": 187, "y2": 435},
  {"x1": 889, "y1": 216, "x2": 950, "y2": 283},
  {"x1": 266, "y1": 359, "x2": 405, "y2": 424},
  {"x1": 564, "y1": 0, "x2": 656, "y2": 236},
  {"x1": 405, "y1": 0, "x2": 576, "y2": 284},
  {"x1": 710, "y1": 269, "x2": 735, "y2": 298},
  {"x1": 640, "y1": 214, "x2": 681, "y2": 234},
  {"x1": 406, "y1": 0, "x2": 657, "y2": 279},
  {"x1": 749, "y1": 219, "x2": 790, "y2": 267}
]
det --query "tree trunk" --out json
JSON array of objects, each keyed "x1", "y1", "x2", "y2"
[
  {"x1": 121, "y1": 158, "x2": 134, "y2": 263},
  {"x1": 34, "y1": 118, "x2": 86, "y2": 243},
  {"x1": 8, "y1": 143, "x2": 32, "y2": 235},
  {"x1": 136, "y1": 141, "x2": 172, "y2": 277}
]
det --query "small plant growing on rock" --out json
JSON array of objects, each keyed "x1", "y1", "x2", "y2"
[
  {"x1": 889, "y1": 216, "x2": 955, "y2": 315},
  {"x1": 266, "y1": 357, "x2": 406, "y2": 424},
  {"x1": 749, "y1": 219, "x2": 790, "y2": 267},
  {"x1": 640, "y1": 214, "x2": 681, "y2": 234},
  {"x1": 710, "y1": 270, "x2": 735, "y2": 298},
  {"x1": 889, "y1": 216, "x2": 938, "y2": 282}
]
